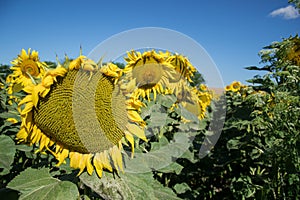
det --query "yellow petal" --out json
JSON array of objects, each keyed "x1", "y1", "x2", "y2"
[
  {"x1": 56, "y1": 148, "x2": 69, "y2": 166},
  {"x1": 42, "y1": 76, "x2": 54, "y2": 87},
  {"x1": 93, "y1": 153, "x2": 104, "y2": 177},
  {"x1": 18, "y1": 95, "x2": 32, "y2": 106},
  {"x1": 127, "y1": 110, "x2": 143, "y2": 123},
  {"x1": 30, "y1": 126, "x2": 41, "y2": 144},
  {"x1": 153, "y1": 88, "x2": 157, "y2": 101},
  {"x1": 85, "y1": 154, "x2": 94, "y2": 175},
  {"x1": 23, "y1": 86, "x2": 33, "y2": 94},
  {"x1": 126, "y1": 123, "x2": 147, "y2": 142},
  {"x1": 110, "y1": 146, "x2": 124, "y2": 172},
  {"x1": 32, "y1": 85, "x2": 45, "y2": 107},
  {"x1": 7, "y1": 118, "x2": 18, "y2": 124},
  {"x1": 70, "y1": 152, "x2": 80, "y2": 169},
  {"x1": 100, "y1": 151, "x2": 112, "y2": 172},
  {"x1": 16, "y1": 128, "x2": 28, "y2": 141},
  {"x1": 125, "y1": 131, "x2": 135, "y2": 158},
  {"x1": 20, "y1": 102, "x2": 33, "y2": 116}
]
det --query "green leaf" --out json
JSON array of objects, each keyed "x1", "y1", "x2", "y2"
[
  {"x1": 124, "y1": 132, "x2": 192, "y2": 173},
  {"x1": 16, "y1": 144, "x2": 34, "y2": 152},
  {"x1": 7, "y1": 168, "x2": 79, "y2": 200},
  {"x1": 226, "y1": 139, "x2": 242, "y2": 150},
  {"x1": 156, "y1": 94, "x2": 177, "y2": 108},
  {"x1": 244, "y1": 66, "x2": 271, "y2": 71},
  {"x1": 147, "y1": 111, "x2": 169, "y2": 128},
  {"x1": 0, "y1": 135, "x2": 16, "y2": 175},
  {"x1": 0, "y1": 111, "x2": 20, "y2": 119},
  {"x1": 173, "y1": 182, "x2": 191, "y2": 194},
  {"x1": 157, "y1": 162, "x2": 184, "y2": 175},
  {"x1": 174, "y1": 104, "x2": 199, "y2": 122},
  {"x1": 80, "y1": 171, "x2": 180, "y2": 200}
]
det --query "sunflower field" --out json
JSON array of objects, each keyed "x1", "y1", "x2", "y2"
[{"x1": 0, "y1": 34, "x2": 299, "y2": 200}]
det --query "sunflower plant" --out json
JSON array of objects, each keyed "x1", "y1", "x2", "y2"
[
  {"x1": 175, "y1": 35, "x2": 299, "y2": 199},
  {"x1": 0, "y1": 48, "x2": 213, "y2": 199}
]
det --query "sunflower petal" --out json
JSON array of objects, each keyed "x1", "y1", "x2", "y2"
[
  {"x1": 126, "y1": 123, "x2": 147, "y2": 142},
  {"x1": 85, "y1": 154, "x2": 94, "y2": 175},
  {"x1": 111, "y1": 146, "x2": 124, "y2": 172},
  {"x1": 93, "y1": 153, "x2": 104, "y2": 177},
  {"x1": 127, "y1": 110, "x2": 144, "y2": 123},
  {"x1": 125, "y1": 131, "x2": 135, "y2": 158},
  {"x1": 20, "y1": 102, "x2": 33, "y2": 116}
]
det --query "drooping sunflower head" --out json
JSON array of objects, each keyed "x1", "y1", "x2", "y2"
[
  {"x1": 166, "y1": 54, "x2": 197, "y2": 82},
  {"x1": 16, "y1": 55, "x2": 147, "y2": 177},
  {"x1": 176, "y1": 83, "x2": 213, "y2": 120},
  {"x1": 9, "y1": 49, "x2": 47, "y2": 88}
]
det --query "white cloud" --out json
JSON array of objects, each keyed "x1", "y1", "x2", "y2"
[{"x1": 269, "y1": 5, "x2": 300, "y2": 19}]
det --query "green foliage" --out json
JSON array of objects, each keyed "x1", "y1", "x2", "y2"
[
  {"x1": 185, "y1": 35, "x2": 299, "y2": 199},
  {"x1": 0, "y1": 33, "x2": 299, "y2": 200},
  {"x1": 190, "y1": 71, "x2": 205, "y2": 87},
  {"x1": 0, "y1": 135, "x2": 16, "y2": 176},
  {"x1": 0, "y1": 65, "x2": 207, "y2": 199},
  {"x1": 289, "y1": 0, "x2": 300, "y2": 10},
  {"x1": 7, "y1": 168, "x2": 79, "y2": 200},
  {"x1": 80, "y1": 171, "x2": 180, "y2": 200}
]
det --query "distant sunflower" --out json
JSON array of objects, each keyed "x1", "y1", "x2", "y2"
[
  {"x1": 17, "y1": 56, "x2": 147, "y2": 177},
  {"x1": 8, "y1": 49, "x2": 47, "y2": 89},
  {"x1": 286, "y1": 36, "x2": 300, "y2": 66},
  {"x1": 225, "y1": 81, "x2": 243, "y2": 92},
  {"x1": 123, "y1": 50, "x2": 177, "y2": 101}
]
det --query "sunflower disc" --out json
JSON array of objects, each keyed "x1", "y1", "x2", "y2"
[{"x1": 34, "y1": 69, "x2": 128, "y2": 154}]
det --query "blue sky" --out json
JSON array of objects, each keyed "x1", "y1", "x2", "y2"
[{"x1": 0, "y1": 0, "x2": 299, "y2": 86}]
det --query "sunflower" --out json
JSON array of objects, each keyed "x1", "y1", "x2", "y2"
[
  {"x1": 286, "y1": 36, "x2": 300, "y2": 66},
  {"x1": 195, "y1": 87, "x2": 213, "y2": 119},
  {"x1": 8, "y1": 49, "x2": 47, "y2": 89},
  {"x1": 122, "y1": 49, "x2": 211, "y2": 120},
  {"x1": 0, "y1": 79, "x2": 4, "y2": 90},
  {"x1": 166, "y1": 54, "x2": 197, "y2": 82},
  {"x1": 225, "y1": 81, "x2": 243, "y2": 92},
  {"x1": 16, "y1": 56, "x2": 147, "y2": 177},
  {"x1": 123, "y1": 50, "x2": 178, "y2": 101},
  {"x1": 175, "y1": 81, "x2": 212, "y2": 120}
]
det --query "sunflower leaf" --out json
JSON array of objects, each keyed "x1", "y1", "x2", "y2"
[
  {"x1": 156, "y1": 94, "x2": 177, "y2": 108},
  {"x1": 0, "y1": 135, "x2": 16, "y2": 175},
  {"x1": 156, "y1": 162, "x2": 184, "y2": 174},
  {"x1": 124, "y1": 131, "x2": 192, "y2": 173},
  {"x1": 80, "y1": 171, "x2": 180, "y2": 200},
  {"x1": 7, "y1": 168, "x2": 79, "y2": 200},
  {"x1": 173, "y1": 182, "x2": 192, "y2": 194}
]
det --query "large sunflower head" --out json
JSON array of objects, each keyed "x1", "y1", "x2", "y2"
[
  {"x1": 16, "y1": 55, "x2": 147, "y2": 177},
  {"x1": 9, "y1": 49, "x2": 47, "y2": 88}
]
